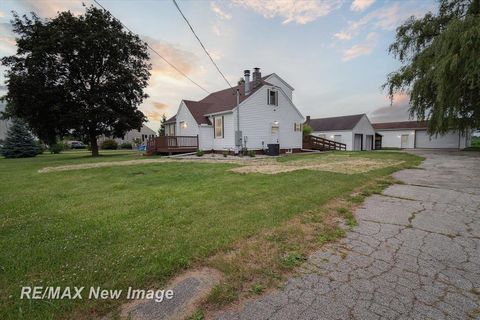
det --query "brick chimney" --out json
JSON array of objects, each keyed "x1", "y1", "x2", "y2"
[
  {"x1": 252, "y1": 67, "x2": 261, "y2": 88},
  {"x1": 306, "y1": 116, "x2": 311, "y2": 124}
]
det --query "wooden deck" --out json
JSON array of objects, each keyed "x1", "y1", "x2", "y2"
[
  {"x1": 146, "y1": 135, "x2": 199, "y2": 155},
  {"x1": 303, "y1": 135, "x2": 347, "y2": 151}
]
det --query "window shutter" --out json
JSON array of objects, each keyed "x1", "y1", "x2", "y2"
[
  {"x1": 267, "y1": 89, "x2": 270, "y2": 105},
  {"x1": 276, "y1": 92, "x2": 278, "y2": 106},
  {"x1": 213, "y1": 117, "x2": 216, "y2": 138},
  {"x1": 222, "y1": 116, "x2": 224, "y2": 138}
]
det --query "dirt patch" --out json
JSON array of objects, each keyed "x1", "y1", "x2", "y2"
[
  {"x1": 38, "y1": 159, "x2": 171, "y2": 173},
  {"x1": 230, "y1": 158, "x2": 404, "y2": 175},
  {"x1": 39, "y1": 156, "x2": 403, "y2": 175},
  {"x1": 38, "y1": 157, "x2": 275, "y2": 173}
]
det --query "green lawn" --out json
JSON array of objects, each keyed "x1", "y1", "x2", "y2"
[{"x1": 0, "y1": 150, "x2": 422, "y2": 319}]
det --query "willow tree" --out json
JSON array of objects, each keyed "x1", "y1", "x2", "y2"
[
  {"x1": 384, "y1": 0, "x2": 480, "y2": 134},
  {"x1": 2, "y1": 6, "x2": 151, "y2": 156}
]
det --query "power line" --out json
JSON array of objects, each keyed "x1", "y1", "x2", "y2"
[
  {"x1": 92, "y1": 0, "x2": 210, "y2": 94},
  {"x1": 172, "y1": 0, "x2": 233, "y2": 89}
]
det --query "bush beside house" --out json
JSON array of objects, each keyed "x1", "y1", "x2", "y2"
[{"x1": 101, "y1": 139, "x2": 118, "y2": 150}]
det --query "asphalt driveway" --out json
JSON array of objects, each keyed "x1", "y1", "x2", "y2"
[{"x1": 216, "y1": 150, "x2": 480, "y2": 320}]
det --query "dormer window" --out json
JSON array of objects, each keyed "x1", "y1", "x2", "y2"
[{"x1": 267, "y1": 89, "x2": 278, "y2": 106}]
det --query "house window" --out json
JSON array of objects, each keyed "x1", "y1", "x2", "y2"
[
  {"x1": 180, "y1": 121, "x2": 187, "y2": 129},
  {"x1": 294, "y1": 123, "x2": 302, "y2": 132},
  {"x1": 214, "y1": 116, "x2": 224, "y2": 138},
  {"x1": 267, "y1": 89, "x2": 278, "y2": 106},
  {"x1": 318, "y1": 134, "x2": 326, "y2": 139},
  {"x1": 334, "y1": 135, "x2": 342, "y2": 142},
  {"x1": 167, "y1": 124, "x2": 175, "y2": 136}
]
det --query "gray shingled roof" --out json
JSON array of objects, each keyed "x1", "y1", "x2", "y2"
[
  {"x1": 372, "y1": 121, "x2": 428, "y2": 130},
  {"x1": 307, "y1": 114, "x2": 365, "y2": 131}
]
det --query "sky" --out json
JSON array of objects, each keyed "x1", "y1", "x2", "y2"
[{"x1": 0, "y1": 0, "x2": 437, "y2": 131}]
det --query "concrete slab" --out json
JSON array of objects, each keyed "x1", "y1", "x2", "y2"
[{"x1": 215, "y1": 150, "x2": 480, "y2": 320}]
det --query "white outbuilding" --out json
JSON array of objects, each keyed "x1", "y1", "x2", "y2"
[
  {"x1": 372, "y1": 121, "x2": 472, "y2": 149},
  {"x1": 307, "y1": 114, "x2": 376, "y2": 151}
]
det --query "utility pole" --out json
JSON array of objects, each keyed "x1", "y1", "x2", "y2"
[{"x1": 235, "y1": 88, "x2": 241, "y2": 148}]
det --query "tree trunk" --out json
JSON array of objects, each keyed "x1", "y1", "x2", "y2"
[{"x1": 90, "y1": 135, "x2": 99, "y2": 157}]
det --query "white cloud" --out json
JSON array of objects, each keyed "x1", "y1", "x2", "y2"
[
  {"x1": 350, "y1": 0, "x2": 375, "y2": 12},
  {"x1": 369, "y1": 92, "x2": 413, "y2": 122},
  {"x1": 0, "y1": 22, "x2": 16, "y2": 55},
  {"x1": 342, "y1": 32, "x2": 377, "y2": 61},
  {"x1": 210, "y1": 2, "x2": 232, "y2": 20},
  {"x1": 232, "y1": 0, "x2": 342, "y2": 24},
  {"x1": 19, "y1": 0, "x2": 88, "y2": 17},
  {"x1": 335, "y1": 2, "x2": 430, "y2": 41},
  {"x1": 333, "y1": 31, "x2": 352, "y2": 40}
]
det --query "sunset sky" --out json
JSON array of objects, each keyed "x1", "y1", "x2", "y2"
[{"x1": 0, "y1": 0, "x2": 436, "y2": 131}]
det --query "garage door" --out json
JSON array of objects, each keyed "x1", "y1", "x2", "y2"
[
  {"x1": 353, "y1": 134, "x2": 363, "y2": 151},
  {"x1": 415, "y1": 130, "x2": 459, "y2": 149}
]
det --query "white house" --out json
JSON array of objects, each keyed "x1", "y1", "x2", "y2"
[
  {"x1": 372, "y1": 121, "x2": 472, "y2": 149},
  {"x1": 98, "y1": 124, "x2": 156, "y2": 145},
  {"x1": 163, "y1": 68, "x2": 304, "y2": 154},
  {"x1": 307, "y1": 114, "x2": 376, "y2": 151}
]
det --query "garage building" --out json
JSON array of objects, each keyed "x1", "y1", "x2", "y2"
[
  {"x1": 373, "y1": 121, "x2": 472, "y2": 149},
  {"x1": 307, "y1": 114, "x2": 376, "y2": 151}
]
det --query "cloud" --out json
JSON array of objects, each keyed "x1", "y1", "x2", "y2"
[
  {"x1": 210, "y1": 2, "x2": 232, "y2": 20},
  {"x1": 152, "y1": 102, "x2": 169, "y2": 111},
  {"x1": 232, "y1": 0, "x2": 342, "y2": 24},
  {"x1": 369, "y1": 92, "x2": 413, "y2": 122},
  {"x1": 0, "y1": 22, "x2": 16, "y2": 55},
  {"x1": 342, "y1": 32, "x2": 377, "y2": 61},
  {"x1": 335, "y1": 2, "x2": 429, "y2": 41},
  {"x1": 333, "y1": 31, "x2": 352, "y2": 40},
  {"x1": 212, "y1": 23, "x2": 221, "y2": 36},
  {"x1": 350, "y1": 0, "x2": 375, "y2": 12},
  {"x1": 145, "y1": 110, "x2": 163, "y2": 121},
  {"x1": 143, "y1": 36, "x2": 198, "y2": 82},
  {"x1": 18, "y1": 0, "x2": 87, "y2": 17},
  {"x1": 342, "y1": 44, "x2": 371, "y2": 61}
]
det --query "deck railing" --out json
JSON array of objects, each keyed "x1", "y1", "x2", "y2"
[
  {"x1": 303, "y1": 135, "x2": 346, "y2": 151},
  {"x1": 146, "y1": 135, "x2": 199, "y2": 154}
]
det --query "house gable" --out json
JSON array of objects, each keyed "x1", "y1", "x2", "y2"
[
  {"x1": 352, "y1": 114, "x2": 375, "y2": 134},
  {"x1": 237, "y1": 85, "x2": 304, "y2": 149},
  {"x1": 175, "y1": 101, "x2": 200, "y2": 136},
  {"x1": 264, "y1": 73, "x2": 294, "y2": 100}
]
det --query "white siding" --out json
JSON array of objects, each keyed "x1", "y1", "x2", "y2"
[
  {"x1": 238, "y1": 86, "x2": 303, "y2": 150},
  {"x1": 415, "y1": 130, "x2": 463, "y2": 149},
  {"x1": 198, "y1": 126, "x2": 213, "y2": 150},
  {"x1": 98, "y1": 125, "x2": 156, "y2": 144},
  {"x1": 377, "y1": 130, "x2": 416, "y2": 149},
  {"x1": 211, "y1": 113, "x2": 235, "y2": 150},
  {"x1": 176, "y1": 102, "x2": 199, "y2": 137},
  {"x1": 264, "y1": 74, "x2": 293, "y2": 100},
  {"x1": 378, "y1": 129, "x2": 472, "y2": 149},
  {"x1": 352, "y1": 115, "x2": 376, "y2": 150},
  {"x1": 312, "y1": 130, "x2": 354, "y2": 150}
]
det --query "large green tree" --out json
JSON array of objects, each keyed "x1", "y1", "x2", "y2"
[
  {"x1": 384, "y1": 0, "x2": 480, "y2": 134},
  {"x1": 2, "y1": 6, "x2": 151, "y2": 156}
]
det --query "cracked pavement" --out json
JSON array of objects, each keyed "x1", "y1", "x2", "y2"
[{"x1": 215, "y1": 150, "x2": 480, "y2": 320}]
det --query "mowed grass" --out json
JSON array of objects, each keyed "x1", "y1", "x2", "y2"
[{"x1": 0, "y1": 150, "x2": 422, "y2": 319}]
